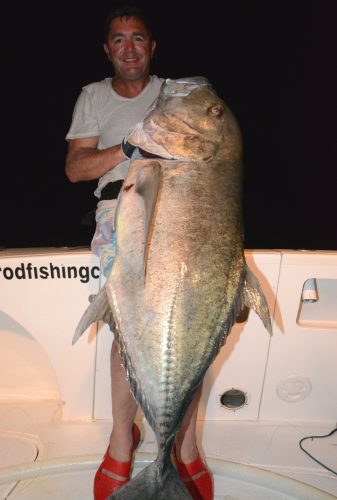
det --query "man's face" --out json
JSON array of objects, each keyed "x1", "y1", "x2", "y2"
[{"x1": 104, "y1": 16, "x2": 156, "y2": 81}]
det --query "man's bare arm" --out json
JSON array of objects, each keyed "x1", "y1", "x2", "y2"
[{"x1": 65, "y1": 137, "x2": 126, "y2": 182}]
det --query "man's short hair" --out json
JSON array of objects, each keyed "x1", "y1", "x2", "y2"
[{"x1": 103, "y1": 5, "x2": 154, "y2": 42}]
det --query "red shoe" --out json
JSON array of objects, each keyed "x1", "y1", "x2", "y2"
[
  {"x1": 94, "y1": 423, "x2": 141, "y2": 500},
  {"x1": 173, "y1": 445, "x2": 213, "y2": 500}
]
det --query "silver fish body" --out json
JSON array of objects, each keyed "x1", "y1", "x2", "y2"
[{"x1": 74, "y1": 77, "x2": 272, "y2": 499}]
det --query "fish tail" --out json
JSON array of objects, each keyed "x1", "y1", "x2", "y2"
[
  {"x1": 109, "y1": 459, "x2": 192, "y2": 499},
  {"x1": 242, "y1": 265, "x2": 273, "y2": 335}
]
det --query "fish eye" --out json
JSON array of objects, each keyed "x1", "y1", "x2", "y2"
[{"x1": 208, "y1": 104, "x2": 222, "y2": 117}]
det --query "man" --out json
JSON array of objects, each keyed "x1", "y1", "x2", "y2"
[{"x1": 65, "y1": 6, "x2": 213, "y2": 500}]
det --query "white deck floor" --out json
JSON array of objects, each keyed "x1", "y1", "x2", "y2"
[{"x1": 0, "y1": 402, "x2": 336, "y2": 499}]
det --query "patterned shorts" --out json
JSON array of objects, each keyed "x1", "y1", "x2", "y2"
[{"x1": 90, "y1": 201, "x2": 117, "y2": 278}]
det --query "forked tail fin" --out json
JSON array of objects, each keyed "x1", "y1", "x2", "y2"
[{"x1": 109, "y1": 459, "x2": 191, "y2": 499}]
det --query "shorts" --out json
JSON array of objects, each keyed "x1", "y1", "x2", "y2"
[{"x1": 90, "y1": 199, "x2": 117, "y2": 278}]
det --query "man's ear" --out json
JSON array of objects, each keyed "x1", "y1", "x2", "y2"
[
  {"x1": 150, "y1": 40, "x2": 157, "y2": 59},
  {"x1": 103, "y1": 43, "x2": 111, "y2": 61}
]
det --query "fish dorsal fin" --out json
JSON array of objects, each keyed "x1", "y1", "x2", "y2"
[
  {"x1": 72, "y1": 287, "x2": 113, "y2": 344},
  {"x1": 241, "y1": 266, "x2": 273, "y2": 335}
]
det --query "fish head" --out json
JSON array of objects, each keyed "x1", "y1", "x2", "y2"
[{"x1": 126, "y1": 76, "x2": 242, "y2": 162}]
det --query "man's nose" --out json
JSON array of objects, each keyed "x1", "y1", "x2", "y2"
[{"x1": 125, "y1": 37, "x2": 136, "y2": 51}]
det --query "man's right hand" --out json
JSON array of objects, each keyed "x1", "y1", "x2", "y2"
[{"x1": 121, "y1": 138, "x2": 136, "y2": 159}]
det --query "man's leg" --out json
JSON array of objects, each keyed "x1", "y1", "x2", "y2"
[
  {"x1": 174, "y1": 385, "x2": 214, "y2": 500},
  {"x1": 175, "y1": 385, "x2": 202, "y2": 462},
  {"x1": 108, "y1": 341, "x2": 138, "y2": 463},
  {"x1": 102, "y1": 344, "x2": 212, "y2": 498},
  {"x1": 108, "y1": 350, "x2": 204, "y2": 465},
  {"x1": 94, "y1": 342, "x2": 139, "y2": 499}
]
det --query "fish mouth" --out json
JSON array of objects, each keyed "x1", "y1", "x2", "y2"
[
  {"x1": 138, "y1": 149, "x2": 213, "y2": 163},
  {"x1": 154, "y1": 111, "x2": 202, "y2": 137},
  {"x1": 127, "y1": 112, "x2": 217, "y2": 162},
  {"x1": 154, "y1": 111, "x2": 219, "y2": 149},
  {"x1": 148, "y1": 114, "x2": 217, "y2": 161},
  {"x1": 138, "y1": 148, "x2": 168, "y2": 160}
]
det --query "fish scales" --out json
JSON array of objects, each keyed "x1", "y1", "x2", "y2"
[
  {"x1": 73, "y1": 77, "x2": 272, "y2": 499},
  {"x1": 115, "y1": 161, "x2": 240, "y2": 429}
]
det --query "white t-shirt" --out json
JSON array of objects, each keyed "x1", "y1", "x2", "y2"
[{"x1": 66, "y1": 75, "x2": 164, "y2": 198}]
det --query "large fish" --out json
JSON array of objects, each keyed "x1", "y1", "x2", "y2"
[{"x1": 73, "y1": 77, "x2": 272, "y2": 499}]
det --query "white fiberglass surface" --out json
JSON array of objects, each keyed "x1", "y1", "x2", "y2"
[
  {"x1": 1, "y1": 418, "x2": 336, "y2": 499},
  {"x1": 1, "y1": 456, "x2": 336, "y2": 500},
  {"x1": 1, "y1": 250, "x2": 337, "y2": 498}
]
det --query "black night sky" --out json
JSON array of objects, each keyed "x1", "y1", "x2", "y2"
[{"x1": 2, "y1": 0, "x2": 336, "y2": 251}]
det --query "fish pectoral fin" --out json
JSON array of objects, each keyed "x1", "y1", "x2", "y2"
[
  {"x1": 72, "y1": 287, "x2": 113, "y2": 345},
  {"x1": 241, "y1": 266, "x2": 273, "y2": 335},
  {"x1": 134, "y1": 161, "x2": 162, "y2": 277}
]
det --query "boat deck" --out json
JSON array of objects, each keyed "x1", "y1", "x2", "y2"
[{"x1": 0, "y1": 402, "x2": 336, "y2": 499}]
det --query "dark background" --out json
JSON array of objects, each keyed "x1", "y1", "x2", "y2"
[{"x1": 2, "y1": 0, "x2": 336, "y2": 250}]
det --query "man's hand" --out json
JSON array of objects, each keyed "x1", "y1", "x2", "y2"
[{"x1": 121, "y1": 138, "x2": 136, "y2": 159}]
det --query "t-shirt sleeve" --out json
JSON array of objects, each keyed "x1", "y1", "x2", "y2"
[{"x1": 65, "y1": 88, "x2": 100, "y2": 141}]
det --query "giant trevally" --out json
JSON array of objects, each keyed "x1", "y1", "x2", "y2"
[{"x1": 73, "y1": 77, "x2": 272, "y2": 499}]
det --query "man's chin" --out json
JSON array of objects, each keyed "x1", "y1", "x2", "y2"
[{"x1": 121, "y1": 69, "x2": 150, "y2": 81}]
